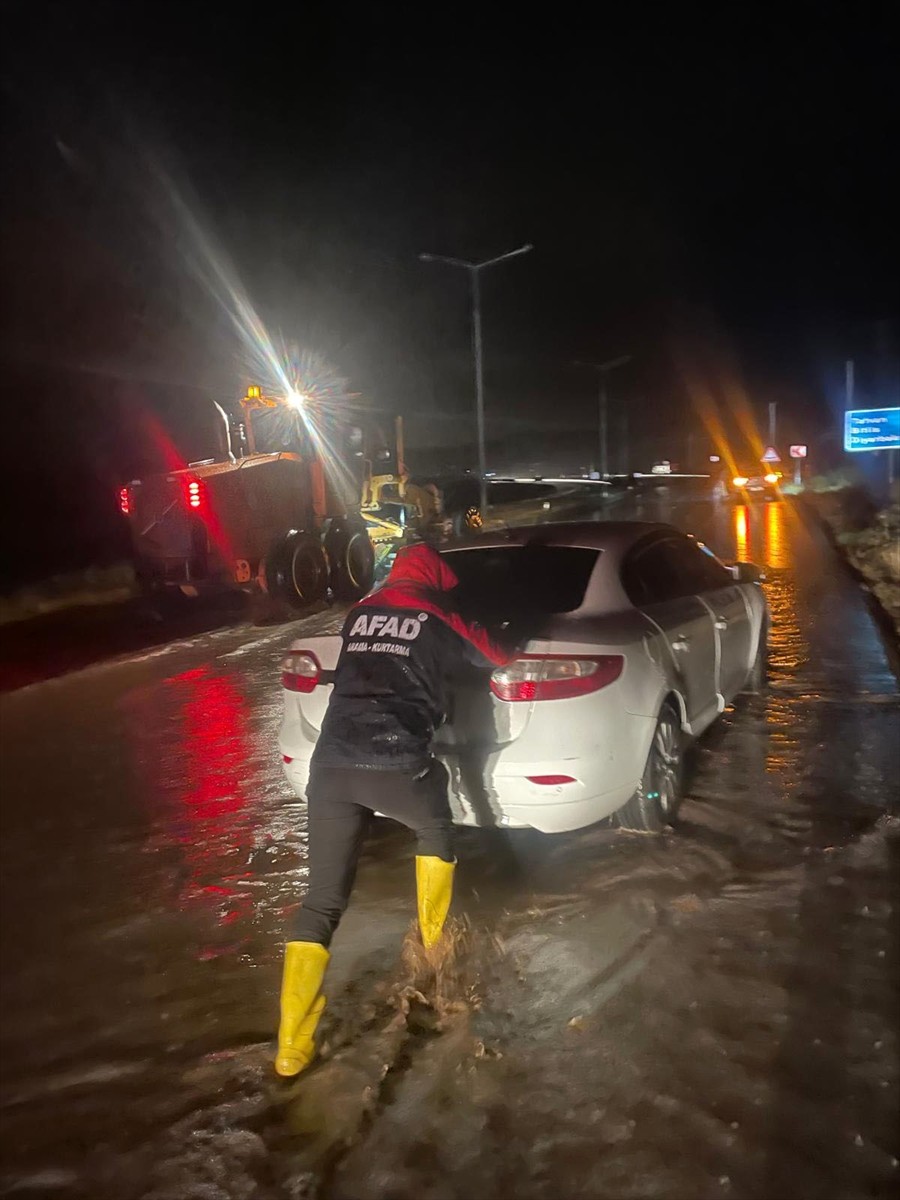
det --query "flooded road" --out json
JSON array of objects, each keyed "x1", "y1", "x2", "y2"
[{"x1": 1, "y1": 500, "x2": 898, "y2": 1199}]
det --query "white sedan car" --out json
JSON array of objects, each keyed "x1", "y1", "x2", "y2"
[{"x1": 279, "y1": 522, "x2": 768, "y2": 834}]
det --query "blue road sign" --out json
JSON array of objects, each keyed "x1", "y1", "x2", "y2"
[{"x1": 844, "y1": 407, "x2": 900, "y2": 453}]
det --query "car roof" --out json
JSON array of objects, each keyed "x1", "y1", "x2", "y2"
[{"x1": 442, "y1": 520, "x2": 680, "y2": 561}]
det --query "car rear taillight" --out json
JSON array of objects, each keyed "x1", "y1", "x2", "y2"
[
  {"x1": 182, "y1": 476, "x2": 206, "y2": 511},
  {"x1": 118, "y1": 486, "x2": 132, "y2": 516},
  {"x1": 526, "y1": 775, "x2": 576, "y2": 785},
  {"x1": 490, "y1": 655, "x2": 624, "y2": 702},
  {"x1": 281, "y1": 651, "x2": 321, "y2": 693}
]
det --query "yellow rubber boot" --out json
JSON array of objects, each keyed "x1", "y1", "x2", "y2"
[
  {"x1": 275, "y1": 941, "x2": 330, "y2": 1078},
  {"x1": 415, "y1": 856, "x2": 456, "y2": 949}
]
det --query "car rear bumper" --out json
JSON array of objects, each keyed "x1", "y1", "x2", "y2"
[
  {"x1": 448, "y1": 773, "x2": 638, "y2": 833},
  {"x1": 279, "y1": 712, "x2": 655, "y2": 834}
]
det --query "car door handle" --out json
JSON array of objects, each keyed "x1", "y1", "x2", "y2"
[
  {"x1": 714, "y1": 618, "x2": 728, "y2": 631},
  {"x1": 671, "y1": 636, "x2": 691, "y2": 652}
]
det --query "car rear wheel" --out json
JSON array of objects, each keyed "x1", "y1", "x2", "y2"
[
  {"x1": 742, "y1": 624, "x2": 769, "y2": 693},
  {"x1": 616, "y1": 703, "x2": 682, "y2": 833},
  {"x1": 266, "y1": 532, "x2": 329, "y2": 610}
]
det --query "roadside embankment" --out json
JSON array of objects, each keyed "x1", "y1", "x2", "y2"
[{"x1": 805, "y1": 489, "x2": 900, "y2": 637}]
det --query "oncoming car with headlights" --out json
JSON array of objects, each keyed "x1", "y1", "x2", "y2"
[
  {"x1": 727, "y1": 469, "x2": 782, "y2": 501},
  {"x1": 279, "y1": 522, "x2": 768, "y2": 834}
]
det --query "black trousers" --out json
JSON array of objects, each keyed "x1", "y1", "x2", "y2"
[{"x1": 292, "y1": 760, "x2": 454, "y2": 947}]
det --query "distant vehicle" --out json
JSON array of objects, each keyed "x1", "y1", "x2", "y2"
[
  {"x1": 279, "y1": 522, "x2": 768, "y2": 834},
  {"x1": 727, "y1": 470, "x2": 781, "y2": 501},
  {"x1": 118, "y1": 386, "x2": 379, "y2": 610}
]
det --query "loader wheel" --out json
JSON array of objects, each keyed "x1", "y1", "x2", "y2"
[
  {"x1": 267, "y1": 532, "x2": 329, "y2": 610},
  {"x1": 325, "y1": 519, "x2": 375, "y2": 601}
]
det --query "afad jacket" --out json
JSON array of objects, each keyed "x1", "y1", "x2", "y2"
[{"x1": 312, "y1": 543, "x2": 511, "y2": 771}]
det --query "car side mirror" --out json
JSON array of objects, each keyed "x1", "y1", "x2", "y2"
[{"x1": 731, "y1": 562, "x2": 765, "y2": 584}]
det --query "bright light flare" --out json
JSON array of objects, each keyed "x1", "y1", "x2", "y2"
[
  {"x1": 733, "y1": 476, "x2": 750, "y2": 487},
  {"x1": 154, "y1": 168, "x2": 361, "y2": 502},
  {"x1": 155, "y1": 169, "x2": 345, "y2": 410},
  {"x1": 168, "y1": 188, "x2": 295, "y2": 399},
  {"x1": 764, "y1": 472, "x2": 779, "y2": 484},
  {"x1": 674, "y1": 318, "x2": 770, "y2": 483}
]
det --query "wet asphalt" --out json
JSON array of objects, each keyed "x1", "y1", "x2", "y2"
[{"x1": 0, "y1": 498, "x2": 898, "y2": 1200}]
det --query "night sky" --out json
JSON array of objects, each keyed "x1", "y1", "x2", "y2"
[{"x1": 2, "y1": 3, "x2": 898, "y2": 585}]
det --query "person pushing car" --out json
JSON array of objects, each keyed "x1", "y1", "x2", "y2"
[{"x1": 276, "y1": 542, "x2": 512, "y2": 1077}]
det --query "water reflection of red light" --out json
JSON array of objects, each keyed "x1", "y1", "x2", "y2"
[
  {"x1": 175, "y1": 668, "x2": 255, "y2": 935},
  {"x1": 121, "y1": 666, "x2": 257, "y2": 952},
  {"x1": 178, "y1": 667, "x2": 246, "y2": 819}
]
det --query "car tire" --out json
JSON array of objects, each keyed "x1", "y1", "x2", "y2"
[
  {"x1": 266, "y1": 532, "x2": 329, "y2": 610},
  {"x1": 742, "y1": 624, "x2": 769, "y2": 694},
  {"x1": 325, "y1": 519, "x2": 375, "y2": 601},
  {"x1": 616, "y1": 702, "x2": 683, "y2": 833}
]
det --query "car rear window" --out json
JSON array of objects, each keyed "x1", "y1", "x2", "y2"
[{"x1": 444, "y1": 545, "x2": 600, "y2": 622}]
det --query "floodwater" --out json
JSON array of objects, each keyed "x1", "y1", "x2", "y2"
[{"x1": 1, "y1": 500, "x2": 898, "y2": 1200}]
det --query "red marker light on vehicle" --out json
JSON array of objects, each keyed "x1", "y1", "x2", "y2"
[
  {"x1": 183, "y1": 477, "x2": 205, "y2": 510},
  {"x1": 526, "y1": 775, "x2": 576, "y2": 786},
  {"x1": 179, "y1": 475, "x2": 206, "y2": 511},
  {"x1": 118, "y1": 486, "x2": 131, "y2": 516},
  {"x1": 490, "y1": 655, "x2": 624, "y2": 702},
  {"x1": 281, "y1": 650, "x2": 321, "y2": 693}
]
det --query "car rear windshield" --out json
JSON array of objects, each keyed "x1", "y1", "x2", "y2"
[{"x1": 444, "y1": 545, "x2": 600, "y2": 623}]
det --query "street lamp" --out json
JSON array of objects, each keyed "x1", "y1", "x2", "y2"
[
  {"x1": 573, "y1": 355, "x2": 632, "y2": 478},
  {"x1": 419, "y1": 243, "x2": 533, "y2": 514}
]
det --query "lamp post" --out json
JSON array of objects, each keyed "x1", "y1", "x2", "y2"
[
  {"x1": 419, "y1": 244, "x2": 533, "y2": 514},
  {"x1": 573, "y1": 355, "x2": 632, "y2": 478}
]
